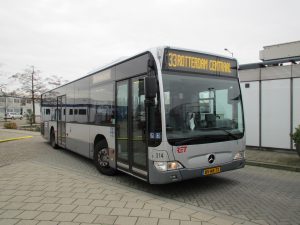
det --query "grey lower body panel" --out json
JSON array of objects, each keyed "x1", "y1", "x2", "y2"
[
  {"x1": 148, "y1": 159, "x2": 245, "y2": 184},
  {"x1": 179, "y1": 159, "x2": 245, "y2": 181}
]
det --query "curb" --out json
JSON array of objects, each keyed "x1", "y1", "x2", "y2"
[
  {"x1": 246, "y1": 160, "x2": 300, "y2": 172},
  {"x1": 0, "y1": 128, "x2": 40, "y2": 136},
  {"x1": 0, "y1": 136, "x2": 33, "y2": 143}
]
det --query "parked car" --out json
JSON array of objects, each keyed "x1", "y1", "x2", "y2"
[{"x1": 5, "y1": 112, "x2": 23, "y2": 120}]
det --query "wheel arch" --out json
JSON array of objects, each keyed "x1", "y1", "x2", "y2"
[
  {"x1": 94, "y1": 134, "x2": 108, "y2": 151},
  {"x1": 93, "y1": 134, "x2": 116, "y2": 175},
  {"x1": 50, "y1": 126, "x2": 55, "y2": 136},
  {"x1": 49, "y1": 126, "x2": 58, "y2": 149}
]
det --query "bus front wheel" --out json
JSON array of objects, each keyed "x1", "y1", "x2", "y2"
[{"x1": 94, "y1": 140, "x2": 116, "y2": 176}]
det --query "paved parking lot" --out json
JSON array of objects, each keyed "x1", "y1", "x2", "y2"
[
  {"x1": 2, "y1": 161, "x2": 253, "y2": 225},
  {"x1": 1, "y1": 129, "x2": 300, "y2": 225}
]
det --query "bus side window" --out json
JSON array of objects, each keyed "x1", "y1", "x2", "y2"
[
  {"x1": 91, "y1": 83, "x2": 114, "y2": 126},
  {"x1": 79, "y1": 109, "x2": 86, "y2": 115},
  {"x1": 53, "y1": 109, "x2": 58, "y2": 120}
]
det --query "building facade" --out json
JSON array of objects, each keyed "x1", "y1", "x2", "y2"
[
  {"x1": 239, "y1": 41, "x2": 300, "y2": 150},
  {"x1": 0, "y1": 94, "x2": 40, "y2": 119}
]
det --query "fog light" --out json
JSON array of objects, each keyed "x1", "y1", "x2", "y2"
[
  {"x1": 170, "y1": 175, "x2": 177, "y2": 179},
  {"x1": 233, "y1": 151, "x2": 244, "y2": 160}
]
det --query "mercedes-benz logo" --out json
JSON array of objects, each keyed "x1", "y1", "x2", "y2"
[{"x1": 208, "y1": 154, "x2": 215, "y2": 164}]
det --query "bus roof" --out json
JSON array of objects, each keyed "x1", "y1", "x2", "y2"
[{"x1": 42, "y1": 46, "x2": 236, "y2": 95}]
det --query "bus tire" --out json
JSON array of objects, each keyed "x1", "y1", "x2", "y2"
[
  {"x1": 94, "y1": 140, "x2": 116, "y2": 176},
  {"x1": 50, "y1": 129, "x2": 58, "y2": 149}
]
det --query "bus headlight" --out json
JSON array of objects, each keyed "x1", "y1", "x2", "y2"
[
  {"x1": 233, "y1": 151, "x2": 244, "y2": 160},
  {"x1": 154, "y1": 161, "x2": 183, "y2": 172}
]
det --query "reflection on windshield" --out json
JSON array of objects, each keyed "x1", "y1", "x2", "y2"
[{"x1": 163, "y1": 73, "x2": 244, "y2": 145}]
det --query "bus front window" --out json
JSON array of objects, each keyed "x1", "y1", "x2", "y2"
[{"x1": 163, "y1": 73, "x2": 244, "y2": 146}]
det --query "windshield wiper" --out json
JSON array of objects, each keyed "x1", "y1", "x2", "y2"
[
  {"x1": 172, "y1": 128, "x2": 240, "y2": 145},
  {"x1": 174, "y1": 135, "x2": 214, "y2": 146},
  {"x1": 200, "y1": 127, "x2": 240, "y2": 140}
]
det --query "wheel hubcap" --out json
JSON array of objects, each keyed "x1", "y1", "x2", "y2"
[{"x1": 98, "y1": 148, "x2": 109, "y2": 167}]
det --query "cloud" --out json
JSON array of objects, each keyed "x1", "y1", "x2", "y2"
[{"x1": 0, "y1": 0, "x2": 299, "y2": 90}]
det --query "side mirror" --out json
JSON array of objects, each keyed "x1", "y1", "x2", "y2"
[{"x1": 145, "y1": 76, "x2": 158, "y2": 99}]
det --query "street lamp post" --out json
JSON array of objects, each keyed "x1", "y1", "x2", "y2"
[{"x1": 224, "y1": 48, "x2": 234, "y2": 57}]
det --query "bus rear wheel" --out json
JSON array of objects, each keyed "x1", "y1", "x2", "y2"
[
  {"x1": 50, "y1": 130, "x2": 58, "y2": 149},
  {"x1": 94, "y1": 140, "x2": 116, "y2": 176}
]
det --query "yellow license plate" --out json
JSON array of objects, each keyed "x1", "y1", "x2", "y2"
[{"x1": 203, "y1": 167, "x2": 221, "y2": 176}]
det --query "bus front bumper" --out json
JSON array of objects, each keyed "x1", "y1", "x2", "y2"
[{"x1": 149, "y1": 159, "x2": 245, "y2": 184}]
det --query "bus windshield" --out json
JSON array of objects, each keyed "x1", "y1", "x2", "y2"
[{"x1": 162, "y1": 73, "x2": 244, "y2": 146}]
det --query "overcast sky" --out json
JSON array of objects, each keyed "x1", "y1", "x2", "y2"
[{"x1": 0, "y1": 0, "x2": 299, "y2": 89}]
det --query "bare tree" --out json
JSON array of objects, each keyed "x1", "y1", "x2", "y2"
[
  {"x1": 10, "y1": 66, "x2": 47, "y2": 124},
  {"x1": 0, "y1": 84, "x2": 6, "y2": 92},
  {"x1": 46, "y1": 75, "x2": 69, "y2": 89},
  {"x1": 6, "y1": 90, "x2": 22, "y2": 97}
]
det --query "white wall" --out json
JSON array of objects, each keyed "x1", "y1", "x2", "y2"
[
  {"x1": 239, "y1": 62, "x2": 300, "y2": 150},
  {"x1": 240, "y1": 81, "x2": 260, "y2": 146},
  {"x1": 293, "y1": 78, "x2": 300, "y2": 149},
  {"x1": 261, "y1": 79, "x2": 291, "y2": 149}
]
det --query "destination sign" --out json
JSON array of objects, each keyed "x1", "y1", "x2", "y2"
[{"x1": 162, "y1": 49, "x2": 237, "y2": 76}]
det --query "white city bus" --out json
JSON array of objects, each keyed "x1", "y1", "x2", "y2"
[{"x1": 41, "y1": 47, "x2": 245, "y2": 184}]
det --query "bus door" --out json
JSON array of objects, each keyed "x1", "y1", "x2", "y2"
[
  {"x1": 116, "y1": 76, "x2": 148, "y2": 179},
  {"x1": 57, "y1": 95, "x2": 66, "y2": 148}
]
